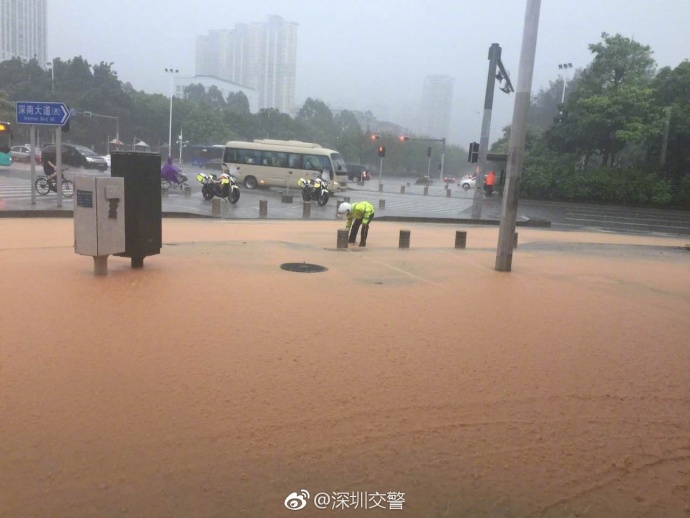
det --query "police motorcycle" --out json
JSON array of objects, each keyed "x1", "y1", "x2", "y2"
[
  {"x1": 298, "y1": 171, "x2": 330, "y2": 206},
  {"x1": 196, "y1": 170, "x2": 241, "y2": 204}
]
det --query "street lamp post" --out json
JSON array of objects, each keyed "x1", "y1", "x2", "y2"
[
  {"x1": 46, "y1": 61, "x2": 54, "y2": 92},
  {"x1": 558, "y1": 62, "x2": 573, "y2": 104},
  {"x1": 266, "y1": 109, "x2": 272, "y2": 138},
  {"x1": 164, "y1": 68, "x2": 179, "y2": 156}
]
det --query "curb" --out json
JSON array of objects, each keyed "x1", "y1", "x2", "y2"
[
  {"x1": 376, "y1": 215, "x2": 551, "y2": 227},
  {"x1": 0, "y1": 209, "x2": 551, "y2": 227}
]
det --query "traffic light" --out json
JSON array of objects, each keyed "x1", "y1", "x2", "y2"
[
  {"x1": 370, "y1": 134, "x2": 381, "y2": 140},
  {"x1": 426, "y1": 146, "x2": 431, "y2": 158},
  {"x1": 377, "y1": 145, "x2": 386, "y2": 158},
  {"x1": 468, "y1": 142, "x2": 479, "y2": 163},
  {"x1": 399, "y1": 135, "x2": 409, "y2": 141}
]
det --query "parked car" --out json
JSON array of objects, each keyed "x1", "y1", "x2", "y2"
[
  {"x1": 345, "y1": 163, "x2": 371, "y2": 182},
  {"x1": 11, "y1": 145, "x2": 41, "y2": 163},
  {"x1": 459, "y1": 174, "x2": 477, "y2": 190},
  {"x1": 41, "y1": 144, "x2": 108, "y2": 171}
]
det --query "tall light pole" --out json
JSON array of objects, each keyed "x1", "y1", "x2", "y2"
[
  {"x1": 495, "y1": 0, "x2": 542, "y2": 272},
  {"x1": 164, "y1": 68, "x2": 179, "y2": 156},
  {"x1": 558, "y1": 62, "x2": 573, "y2": 105},
  {"x1": 266, "y1": 109, "x2": 272, "y2": 138},
  {"x1": 46, "y1": 60, "x2": 54, "y2": 93}
]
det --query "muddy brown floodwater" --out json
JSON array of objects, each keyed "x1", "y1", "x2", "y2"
[{"x1": 1, "y1": 218, "x2": 689, "y2": 517}]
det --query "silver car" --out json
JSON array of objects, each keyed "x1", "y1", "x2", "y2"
[
  {"x1": 459, "y1": 174, "x2": 477, "y2": 190},
  {"x1": 11, "y1": 145, "x2": 42, "y2": 163}
]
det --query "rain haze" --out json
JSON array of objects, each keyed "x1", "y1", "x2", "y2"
[{"x1": 48, "y1": 0, "x2": 690, "y2": 146}]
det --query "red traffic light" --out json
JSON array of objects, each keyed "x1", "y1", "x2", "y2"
[{"x1": 377, "y1": 146, "x2": 386, "y2": 158}]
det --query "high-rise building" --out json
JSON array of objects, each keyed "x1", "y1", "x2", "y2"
[
  {"x1": 0, "y1": 0, "x2": 47, "y2": 64},
  {"x1": 421, "y1": 75, "x2": 454, "y2": 139},
  {"x1": 196, "y1": 16, "x2": 298, "y2": 114}
]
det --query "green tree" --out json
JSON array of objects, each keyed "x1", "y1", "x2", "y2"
[
  {"x1": 184, "y1": 104, "x2": 228, "y2": 143},
  {"x1": 547, "y1": 33, "x2": 661, "y2": 168},
  {"x1": 296, "y1": 98, "x2": 337, "y2": 146},
  {"x1": 183, "y1": 84, "x2": 206, "y2": 105},
  {"x1": 333, "y1": 110, "x2": 362, "y2": 163},
  {"x1": 653, "y1": 60, "x2": 690, "y2": 183},
  {"x1": 226, "y1": 91, "x2": 250, "y2": 115}
]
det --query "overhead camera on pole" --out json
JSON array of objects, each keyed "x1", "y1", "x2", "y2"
[{"x1": 495, "y1": 64, "x2": 514, "y2": 94}]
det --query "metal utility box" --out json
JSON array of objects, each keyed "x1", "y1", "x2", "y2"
[
  {"x1": 74, "y1": 176, "x2": 125, "y2": 257},
  {"x1": 110, "y1": 151, "x2": 162, "y2": 267}
]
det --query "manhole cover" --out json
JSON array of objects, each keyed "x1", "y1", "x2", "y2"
[{"x1": 280, "y1": 262, "x2": 328, "y2": 273}]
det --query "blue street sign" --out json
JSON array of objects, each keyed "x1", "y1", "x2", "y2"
[{"x1": 15, "y1": 101, "x2": 70, "y2": 126}]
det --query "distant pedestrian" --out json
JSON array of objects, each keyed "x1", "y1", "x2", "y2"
[
  {"x1": 337, "y1": 201, "x2": 375, "y2": 247},
  {"x1": 484, "y1": 170, "x2": 496, "y2": 196}
]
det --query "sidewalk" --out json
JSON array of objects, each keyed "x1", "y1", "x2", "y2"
[
  {"x1": 0, "y1": 176, "x2": 552, "y2": 229},
  {"x1": 1, "y1": 218, "x2": 689, "y2": 517}
]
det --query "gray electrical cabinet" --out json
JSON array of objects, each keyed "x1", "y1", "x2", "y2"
[{"x1": 74, "y1": 176, "x2": 125, "y2": 274}]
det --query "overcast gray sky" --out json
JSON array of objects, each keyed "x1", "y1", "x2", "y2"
[{"x1": 48, "y1": 0, "x2": 690, "y2": 146}]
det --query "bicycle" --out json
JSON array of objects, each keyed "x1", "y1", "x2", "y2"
[{"x1": 35, "y1": 169, "x2": 74, "y2": 198}]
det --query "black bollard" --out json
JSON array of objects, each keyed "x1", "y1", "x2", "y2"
[
  {"x1": 337, "y1": 229, "x2": 349, "y2": 249},
  {"x1": 455, "y1": 231, "x2": 467, "y2": 249},
  {"x1": 399, "y1": 230, "x2": 411, "y2": 249}
]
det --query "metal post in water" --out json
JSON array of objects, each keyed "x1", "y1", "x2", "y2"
[
  {"x1": 399, "y1": 230, "x2": 411, "y2": 249},
  {"x1": 455, "y1": 231, "x2": 467, "y2": 249},
  {"x1": 211, "y1": 198, "x2": 221, "y2": 216},
  {"x1": 337, "y1": 229, "x2": 349, "y2": 249}
]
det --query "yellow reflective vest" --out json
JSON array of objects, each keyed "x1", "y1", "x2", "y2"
[{"x1": 346, "y1": 201, "x2": 375, "y2": 229}]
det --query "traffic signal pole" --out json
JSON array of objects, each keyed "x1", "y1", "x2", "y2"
[
  {"x1": 378, "y1": 156, "x2": 384, "y2": 192},
  {"x1": 471, "y1": 43, "x2": 501, "y2": 219},
  {"x1": 439, "y1": 138, "x2": 446, "y2": 183}
]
